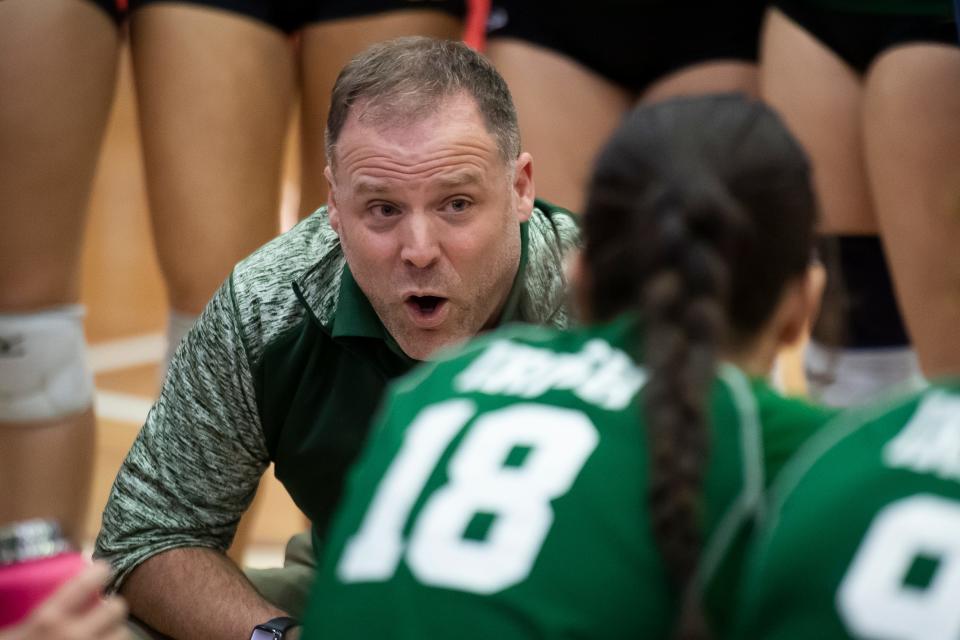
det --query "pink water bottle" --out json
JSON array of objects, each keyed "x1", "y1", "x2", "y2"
[{"x1": 0, "y1": 519, "x2": 87, "y2": 629}]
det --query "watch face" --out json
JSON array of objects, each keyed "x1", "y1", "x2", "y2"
[{"x1": 250, "y1": 629, "x2": 280, "y2": 640}]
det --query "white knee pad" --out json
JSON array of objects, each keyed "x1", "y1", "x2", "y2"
[{"x1": 0, "y1": 305, "x2": 94, "y2": 422}]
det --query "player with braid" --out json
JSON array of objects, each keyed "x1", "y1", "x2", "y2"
[{"x1": 298, "y1": 94, "x2": 835, "y2": 639}]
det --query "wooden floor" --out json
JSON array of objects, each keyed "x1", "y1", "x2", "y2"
[{"x1": 80, "y1": 48, "x2": 303, "y2": 562}]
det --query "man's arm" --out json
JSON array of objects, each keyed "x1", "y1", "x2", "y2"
[
  {"x1": 121, "y1": 549, "x2": 287, "y2": 640},
  {"x1": 95, "y1": 278, "x2": 274, "y2": 630}
]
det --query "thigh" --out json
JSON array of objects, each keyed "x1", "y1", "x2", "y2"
[
  {"x1": 0, "y1": 0, "x2": 119, "y2": 309},
  {"x1": 761, "y1": 6, "x2": 874, "y2": 234},
  {"x1": 642, "y1": 60, "x2": 758, "y2": 104},
  {"x1": 864, "y1": 43, "x2": 960, "y2": 377},
  {"x1": 486, "y1": 38, "x2": 633, "y2": 214},
  {"x1": 297, "y1": 8, "x2": 464, "y2": 216},
  {"x1": 130, "y1": 3, "x2": 295, "y2": 313},
  {"x1": 245, "y1": 531, "x2": 317, "y2": 617}
]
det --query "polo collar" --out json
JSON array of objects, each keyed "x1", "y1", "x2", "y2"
[{"x1": 495, "y1": 220, "x2": 530, "y2": 325}]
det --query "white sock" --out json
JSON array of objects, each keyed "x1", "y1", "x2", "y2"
[{"x1": 805, "y1": 340, "x2": 927, "y2": 408}]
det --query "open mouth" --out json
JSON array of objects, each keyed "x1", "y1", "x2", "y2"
[{"x1": 404, "y1": 295, "x2": 449, "y2": 328}]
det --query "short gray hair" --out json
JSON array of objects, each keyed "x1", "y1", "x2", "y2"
[{"x1": 325, "y1": 37, "x2": 521, "y2": 167}]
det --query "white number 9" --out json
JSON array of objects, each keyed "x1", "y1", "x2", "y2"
[{"x1": 838, "y1": 494, "x2": 960, "y2": 640}]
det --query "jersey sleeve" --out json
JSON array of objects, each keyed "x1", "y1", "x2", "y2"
[{"x1": 93, "y1": 274, "x2": 270, "y2": 591}]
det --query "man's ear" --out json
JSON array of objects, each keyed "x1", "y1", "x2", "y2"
[
  {"x1": 324, "y1": 165, "x2": 341, "y2": 234},
  {"x1": 512, "y1": 152, "x2": 535, "y2": 223}
]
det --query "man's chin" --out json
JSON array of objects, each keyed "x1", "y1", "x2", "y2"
[{"x1": 394, "y1": 328, "x2": 473, "y2": 361}]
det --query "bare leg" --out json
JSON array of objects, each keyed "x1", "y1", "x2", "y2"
[
  {"x1": 642, "y1": 60, "x2": 758, "y2": 104},
  {"x1": 0, "y1": 0, "x2": 119, "y2": 309},
  {"x1": 0, "y1": 0, "x2": 118, "y2": 542},
  {"x1": 761, "y1": 7, "x2": 923, "y2": 405},
  {"x1": 760, "y1": 7, "x2": 874, "y2": 235},
  {"x1": 485, "y1": 38, "x2": 633, "y2": 214},
  {"x1": 131, "y1": 4, "x2": 295, "y2": 315},
  {"x1": 298, "y1": 10, "x2": 463, "y2": 216},
  {"x1": 131, "y1": 4, "x2": 294, "y2": 563},
  {"x1": 865, "y1": 44, "x2": 960, "y2": 378},
  {"x1": 0, "y1": 410, "x2": 96, "y2": 542}
]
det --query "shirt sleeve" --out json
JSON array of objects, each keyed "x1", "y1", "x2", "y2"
[{"x1": 93, "y1": 274, "x2": 270, "y2": 591}]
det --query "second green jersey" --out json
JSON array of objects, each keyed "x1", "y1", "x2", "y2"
[
  {"x1": 735, "y1": 382, "x2": 960, "y2": 640},
  {"x1": 302, "y1": 320, "x2": 833, "y2": 639}
]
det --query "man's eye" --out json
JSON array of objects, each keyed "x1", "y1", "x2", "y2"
[
  {"x1": 371, "y1": 204, "x2": 400, "y2": 217},
  {"x1": 446, "y1": 198, "x2": 471, "y2": 214}
]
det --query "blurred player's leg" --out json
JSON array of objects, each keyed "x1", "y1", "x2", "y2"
[
  {"x1": 761, "y1": 7, "x2": 872, "y2": 235},
  {"x1": 298, "y1": 8, "x2": 464, "y2": 216},
  {"x1": 761, "y1": 6, "x2": 920, "y2": 406},
  {"x1": 0, "y1": 0, "x2": 119, "y2": 542},
  {"x1": 865, "y1": 43, "x2": 960, "y2": 379},
  {"x1": 642, "y1": 60, "x2": 757, "y2": 103},
  {"x1": 130, "y1": 3, "x2": 295, "y2": 322},
  {"x1": 486, "y1": 39, "x2": 632, "y2": 214},
  {"x1": 130, "y1": 4, "x2": 295, "y2": 562}
]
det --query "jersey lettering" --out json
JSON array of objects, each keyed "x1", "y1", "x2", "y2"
[
  {"x1": 454, "y1": 339, "x2": 645, "y2": 411},
  {"x1": 884, "y1": 392, "x2": 960, "y2": 481}
]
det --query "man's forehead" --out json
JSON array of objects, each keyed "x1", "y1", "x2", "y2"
[
  {"x1": 335, "y1": 94, "x2": 495, "y2": 156},
  {"x1": 351, "y1": 168, "x2": 487, "y2": 195},
  {"x1": 331, "y1": 97, "x2": 507, "y2": 186}
]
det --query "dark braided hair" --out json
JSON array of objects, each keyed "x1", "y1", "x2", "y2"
[{"x1": 582, "y1": 95, "x2": 817, "y2": 639}]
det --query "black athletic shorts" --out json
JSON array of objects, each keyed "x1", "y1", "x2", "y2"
[
  {"x1": 128, "y1": 0, "x2": 467, "y2": 34},
  {"x1": 87, "y1": 0, "x2": 127, "y2": 24},
  {"x1": 775, "y1": 0, "x2": 958, "y2": 73},
  {"x1": 486, "y1": 1, "x2": 768, "y2": 91}
]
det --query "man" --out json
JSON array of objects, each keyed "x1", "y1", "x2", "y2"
[{"x1": 94, "y1": 37, "x2": 579, "y2": 640}]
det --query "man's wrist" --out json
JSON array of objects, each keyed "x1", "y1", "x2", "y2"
[{"x1": 250, "y1": 616, "x2": 301, "y2": 639}]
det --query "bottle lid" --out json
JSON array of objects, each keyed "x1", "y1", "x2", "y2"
[{"x1": 0, "y1": 519, "x2": 72, "y2": 566}]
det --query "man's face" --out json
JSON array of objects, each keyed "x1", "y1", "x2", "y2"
[{"x1": 326, "y1": 93, "x2": 535, "y2": 360}]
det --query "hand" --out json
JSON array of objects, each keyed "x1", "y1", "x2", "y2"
[{"x1": 0, "y1": 562, "x2": 130, "y2": 640}]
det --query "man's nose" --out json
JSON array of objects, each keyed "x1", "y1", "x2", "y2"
[{"x1": 399, "y1": 213, "x2": 441, "y2": 269}]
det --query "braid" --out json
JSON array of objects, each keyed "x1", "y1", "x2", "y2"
[
  {"x1": 642, "y1": 186, "x2": 744, "y2": 640},
  {"x1": 581, "y1": 94, "x2": 817, "y2": 639}
]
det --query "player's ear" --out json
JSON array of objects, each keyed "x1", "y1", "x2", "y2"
[
  {"x1": 325, "y1": 166, "x2": 341, "y2": 234},
  {"x1": 512, "y1": 152, "x2": 535, "y2": 223},
  {"x1": 776, "y1": 263, "x2": 824, "y2": 348}
]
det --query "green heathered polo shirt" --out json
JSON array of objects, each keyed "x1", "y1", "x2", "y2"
[{"x1": 94, "y1": 200, "x2": 580, "y2": 591}]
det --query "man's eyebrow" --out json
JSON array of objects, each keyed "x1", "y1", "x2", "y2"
[
  {"x1": 353, "y1": 180, "x2": 393, "y2": 196},
  {"x1": 435, "y1": 171, "x2": 483, "y2": 188}
]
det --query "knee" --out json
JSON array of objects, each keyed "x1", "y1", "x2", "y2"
[{"x1": 0, "y1": 306, "x2": 94, "y2": 422}]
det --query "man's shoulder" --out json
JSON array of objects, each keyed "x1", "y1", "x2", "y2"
[
  {"x1": 520, "y1": 200, "x2": 582, "y2": 328},
  {"x1": 228, "y1": 208, "x2": 345, "y2": 355},
  {"x1": 528, "y1": 199, "x2": 580, "y2": 252},
  {"x1": 233, "y1": 207, "x2": 341, "y2": 291}
]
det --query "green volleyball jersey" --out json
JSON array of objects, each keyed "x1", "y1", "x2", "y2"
[
  {"x1": 303, "y1": 320, "x2": 834, "y2": 639},
  {"x1": 735, "y1": 381, "x2": 960, "y2": 640}
]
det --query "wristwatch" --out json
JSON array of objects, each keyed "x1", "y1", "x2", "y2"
[{"x1": 250, "y1": 616, "x2": 301, "y2": 639}]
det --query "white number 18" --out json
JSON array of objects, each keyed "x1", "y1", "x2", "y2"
[{"x1": 337, "y1": 399, "x2": 599, "y2": 595}]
